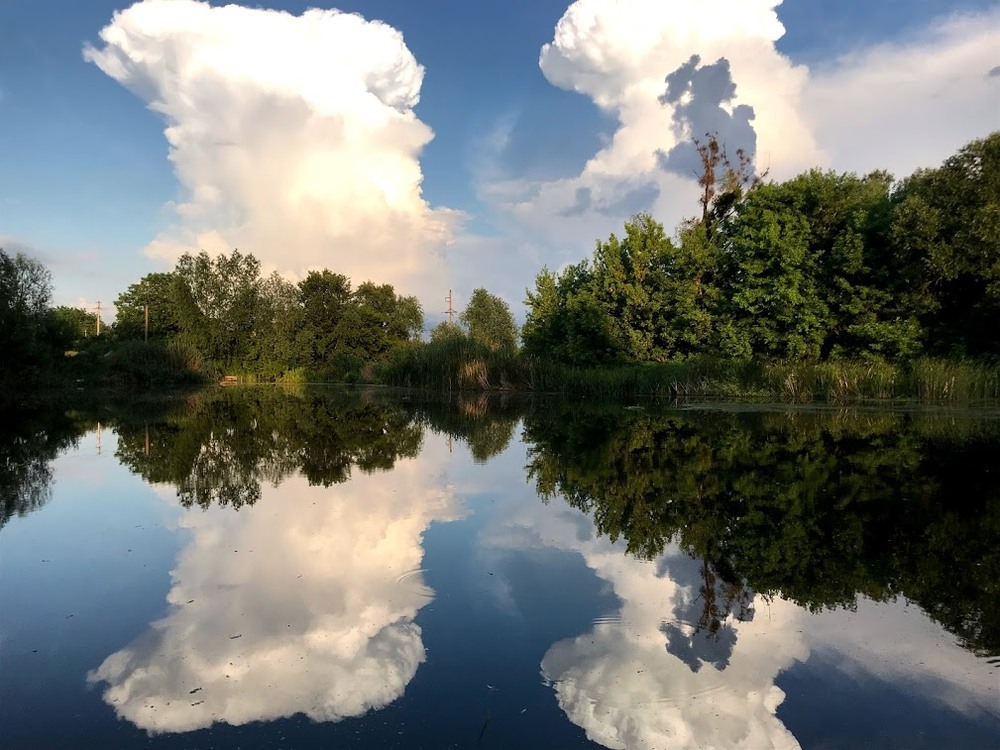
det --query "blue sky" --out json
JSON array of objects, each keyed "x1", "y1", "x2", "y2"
[{"x1": 1, "y1": 0, "x2": 998, "y2": 323}]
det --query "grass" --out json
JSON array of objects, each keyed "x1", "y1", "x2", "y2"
[{"x1": 381, "y1": 342, "x2": 1000, "y2": 404}]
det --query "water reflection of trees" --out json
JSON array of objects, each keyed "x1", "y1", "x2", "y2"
[
  {"x1": 661, "y1": 558, "x2": 756, "y2": 673},
  {"x1": 0, "y1": 403, "x2": 85, "y2": 529},
  {"x1": 523, "y1": 405, "x2": 1000, "y2": 657},
  {"x1": 113, "y1": 388, "x2": 424, "y2": 509},
  {"x1": 403, "y1": 392, "x2": 522, "y2": 463}
]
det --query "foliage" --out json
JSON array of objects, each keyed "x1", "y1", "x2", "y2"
[
  {"x1": 430, "y1": 321, "x2": 467, "y2": 344},
  {"x1": 113, "y1": 272, "x2": 182, "y2": 341},
  {"x1": 459, "y1": 288, "x2": 518, "y2": 351},
  {"x1": 0, "y1": 248, "x2": 57, "y2": 382},
  {"x1": 173, "y1": 250, "x2": 263, "y2": 367},
  {"x1": 523, "y1": 132, "x2": 1000, "y2": 366},
  {"x1": 890, "y1": 132, "x2": 1000, "y2": 356},
  {"x1": 6, "y1": 132, "x2": 1000, "y2": 395},
  {"x1": 104, "y1": 340, "x2": 206, "y2": 388},
  {"x1": 523, "y1": 404, "x2": 1000, "y2": 656},
  {"x1": 48, "y1": 306, "x2": 98, "y2": 351}
]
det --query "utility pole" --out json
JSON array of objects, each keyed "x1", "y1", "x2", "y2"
[
  {"x1": 444, "y1": 289, "x2": 454, "y2": 325},
  {"x1": 95, "y1": 301, "x2": 102, "y2": 335},
  {"x1": 144, "y1": 302, "x2": 149, "y2": 342}
]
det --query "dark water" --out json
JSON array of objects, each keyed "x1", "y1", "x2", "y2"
[{"x1": 1, "y1": 388, "x2": 998, "y2": 749}]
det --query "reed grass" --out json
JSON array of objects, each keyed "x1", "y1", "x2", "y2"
[{"x1": 381, "y1": 343, "x2": 1000, "y2": 404}]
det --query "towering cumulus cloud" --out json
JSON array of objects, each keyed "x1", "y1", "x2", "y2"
[
  {"x1": 485, "y1": 0, "x2": 999, "y2": 261},
  {"x1": 483, "y1": 0, "x2": 817, "y2": 249},
  {"x1": 88, "y1": 456, "x2": 460, "y2": 733},
  {"x1": 84, "y1": 0, "x2": 457, "y2": 295}
]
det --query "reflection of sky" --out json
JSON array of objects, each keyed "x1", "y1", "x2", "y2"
[
  {"x1": 475, "y1": 439, "x2": 1000, "y2": 750},
  {"x1": 88, "y1": 450, "x2": 460, "y2": 734},
  {"x1": 5, "y1": 419, "x2": 999, "y2": 747},
  {"x1": 481, "y1": 503, "x2": 805, "y2": 749}
]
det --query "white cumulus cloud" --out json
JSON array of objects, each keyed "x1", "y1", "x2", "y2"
[
  {"x1": 88, "y1": 454, "x2": 461, "y2": 734},
  {"x1": 479, "y1": 0, "x2": 819, "y2": 254},
  {"x1": 478, "y1": 0, "x2": 1000, "y2": 280},
  {"x1": 84, "y1": 0, "x2": 460, "y2": 298}
]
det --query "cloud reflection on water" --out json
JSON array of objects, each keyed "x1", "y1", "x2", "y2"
[
  {"x1": 88, "y1": 455, "x2": 459, "y2": 733},
  {"x1": 480, "y1": 500, "x2": 806, "y2": 749}
]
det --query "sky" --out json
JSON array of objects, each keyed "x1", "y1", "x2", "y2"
[{"x1": 1, "y1": 0, "x2": 998, "y2": 326}]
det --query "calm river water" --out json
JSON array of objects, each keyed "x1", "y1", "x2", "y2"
[{"x1": 1, "y1": 387, "x2": 998, "y2": 749}]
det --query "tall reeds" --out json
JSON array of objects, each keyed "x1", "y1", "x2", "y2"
[{"x1": 381, "y1": 344, "x2": 1000, "y2": 404}]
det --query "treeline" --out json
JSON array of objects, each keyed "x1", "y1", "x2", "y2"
[
  {"x1": 4, "y1": 131, "x2": 998, "y2": 396},
  {"x1": 0, "y1": 250, "x2": 103, "y2": 389},
  {"x1": 522, "y1": 131, "x2": 1000, "y2": 363},
  {"x1": 112, "y1": 251, "x2": 424, "y2": 383},
  {"x1": 1, "y1": 246, "x2": 430, "y2": 388}
]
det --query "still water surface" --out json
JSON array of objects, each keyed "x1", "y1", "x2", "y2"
[{"x1": 1, "y1": 388, "x2": 998, "y2": 748}]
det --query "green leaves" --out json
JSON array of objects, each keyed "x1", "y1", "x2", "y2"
[
  {"x1": 459, "y1": 288, "x2": 518, "y2": 351},
  {"x1": 525, "y1": 132, "x2": 1000, "y2": 364}
]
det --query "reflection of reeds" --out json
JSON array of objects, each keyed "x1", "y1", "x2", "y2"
[{"x1": 459, "y1": 393, "x2": 490, "y2": 420}]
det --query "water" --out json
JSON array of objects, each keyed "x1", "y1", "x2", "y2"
[{"x1": 1, "y1": 388, "x2": 998, "y2": 749}]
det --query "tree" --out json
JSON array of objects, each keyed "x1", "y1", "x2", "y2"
[
  {"x1": 459, "y1": 288, "x2": 518, "y2": 351},
  {"x1": 889, "y1": 131, "x2": 1000, "y2": 356},
  {"x1": 253, "y1": 272, "x2": 302, "y2": 375},
  {"x1": 297, "y1": 270, "x2": 353, "y2": 368},
  {"x1": 346, "y1": 282, "x2": 424, "y2": 363},
  {"x1": 522, "y1": 268, "x2": 563, "y2": 358},
  {"x1": 113, "y1": 272, "x2": 182, "y2": 341},
  {"x1": 715, "y1": 184, "x2": 829, "y2": 359},
  {"x1": 47, "y1": 306, "x2": 95, "y2": 351},
  {"x1": 430, "y1": 321, "x2": 466, "y2": 344},
  {"x1": 173, "y1": 250, "x2": 262, "y2": 366},
  {"x1": 690, "y1": 132, "x2": 766, "y2": 240},
  {"x1": 0, "y1": 249, "x2": 55, "y2": 380},
  {"x1": 523, "y1": 262, "x2": 620, "y2": 365}
]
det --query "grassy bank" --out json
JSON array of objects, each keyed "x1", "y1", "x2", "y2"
[{"x1": 380, "y1": 342, "x2": 1000, "y2": 403}]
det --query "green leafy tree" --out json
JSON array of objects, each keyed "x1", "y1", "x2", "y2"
[
  {"x1": 252, "y1": 272, "x2": 303, "y2": 375},
  {"x1": 47, "y1": 306, "x2": 95, "y2": 350},
  {"x1": 522, "y1": 268, "x2": 563, "y2": 358},
  {"x1": 430, "y1": 321, "x2": 466, "y2": 343},
  {"x1": 296, "y1": 270, "x2": 353, "y2": 370},
  {"x1": 890, "y1": 131, "x2": 1000, "y2": 356},
  {"x1": 716, "y1": 184, "x2": 829, "y2": 359},
  {"x1": 523, "y1": 262, "x2": 621, "y2": 365},
  {"x1": 348, "y1": 281, "x2": 423, "y2": 361},
  {"x1": 459, "y1": 288, "x2": 518, "y2": 351},
  {"x1": 0, "y1": 249, "x2": 56, "y2": 380},
  {"x1": 173, "y1": 250, "x2": 262, "y2": 367},
  {"x1": 113, "y1": 272, "x2": 183, "y2": 341}
]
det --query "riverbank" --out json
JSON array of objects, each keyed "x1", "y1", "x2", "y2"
[{"x1": 379, "y1": 343, "x2": 1000, "y2": 404}]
